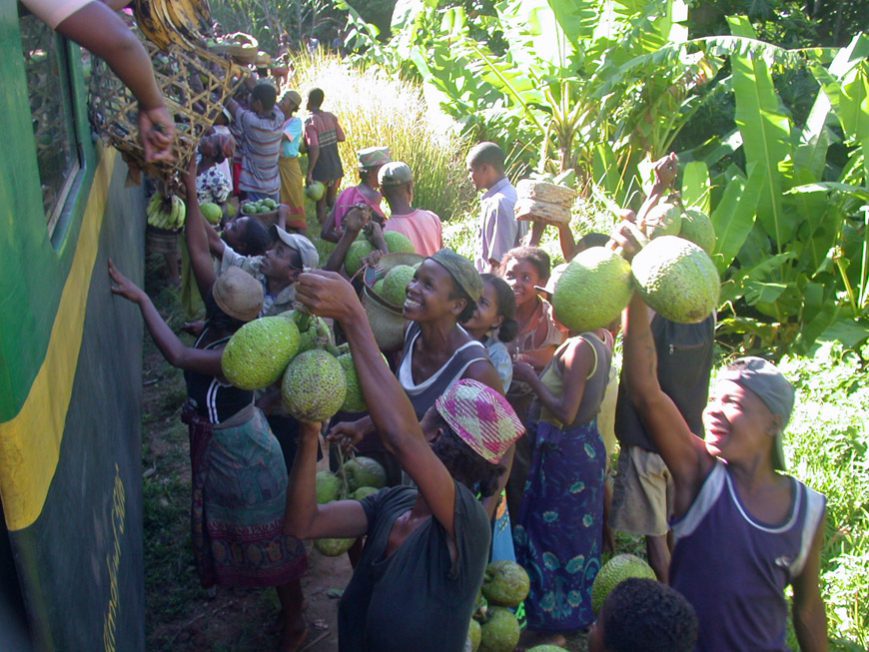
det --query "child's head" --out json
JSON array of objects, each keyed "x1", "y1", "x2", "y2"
[
  {"x1": 575, "y1": 232, "x2": 610, "y2": 255},
  {"x1": 500, "y1": 246, "x2": 551, "y2": 309},
  {"x1": 307, "y1": 87, "x2": 325, "y2": 110},
  {"x1": 704, "y1": 357, "x2": 794, "y2": 470},
  {"x1": 261, "y1": 227, "x2": 319, "y2": 285},
  {"x1": 357, "y1": 146, "x2": 391, "y2": 186},
  {"x1": 221, "y1": 215, "x2": 270, "y2": 257},
  {"x1": 466, "y1": 142, "x2": 506, "y2": 191},
  {"x1": 378, "y1": 161, "x2": 414, "y2": 205},
  {"x1": 588, "y1": 578, "x2": 698, "y2": 652},
  {"x1": 279, "y1": 90, "x2": 302, "y2": 116},
  {"x1": 251, "y1": 82, "x2": 277, "y2": 113},
  {"x1": 463, "y1": 274, "x2": 518, "y2": 343}
]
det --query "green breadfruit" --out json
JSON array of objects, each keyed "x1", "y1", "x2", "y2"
[
  {"x1": 479, "y1": 607, "x2": 520, "y2": 652},
  {"x1": 352, "y1": 486, "x2": 380, "y2": 500},
  {"x1": 345, "y1": 240, "x2": 375, "y2": 276},
  {"x1": 373, "y1": 279, "x2": 385, "y2": 296},
  {"x1": 640, "y1": 199, "x2": 682, "y2": 239},
  {"x1": 281, "y1": 349, "x2": 346, "y2": 422},
  {"x1": 468, "y1": 619, "x2": 482, "y2": 652},
  {"x1": 221, "y1": 316, "x2": 300, "y2": 390},
  {"x1": 631, "y1": 236, "x2": 719, "y2": 324},
  {"x1": 553, "y1": 247, "x2": 633, "y2": 332},
  {"x1": 342, "y1": 457, "x2": 387, "y2": 492},
  {"x1": 200, "y1": 202, "x2": 223, "y2": 225},
  {"x1": 314, "y1": 537, "x2": 355, "y2": 556},
  {"x1": 528, "y1": 646, "x2": 569, "y2": 651},
  {"x1": 381, "y1": 264, "x2": 415, "y2": 307},
  {"x1": 481, "y1": 560, "x2": 530, "y2": 607},
  {"x1": 337, "y1": 353, "x2": 366, "y2": 412},
  {"x1": 383, "y1": 231, "x2": 416, "y2": 254},
  {"x1": 591, "y1": 553, "x2": 657, "y2": 614},
  {"x1": 316, "y1": 471, "x2": 341, "y2": 504},
  {"x1": 678, "y1": 208, "x2": 716, "y2": 254}
]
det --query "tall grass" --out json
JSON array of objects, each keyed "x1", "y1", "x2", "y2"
[
  {"x1": 777, "y1": 343, "x2": 869, "y2": 650},
  {"x1": 288, "y1": 52, "x2": 474, "y2": 221}
]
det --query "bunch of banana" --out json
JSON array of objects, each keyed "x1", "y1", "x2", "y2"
[
  {"x1": 133, "y1": 0, "x2": 212, "y2": 51},
  {"x1": 146, "y1": 192, "x2": 187, "y2": 230}
]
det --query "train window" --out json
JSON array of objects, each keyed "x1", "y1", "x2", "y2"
[{"x1": 19, "y1": 10, "x2": 82, "y2": 233}]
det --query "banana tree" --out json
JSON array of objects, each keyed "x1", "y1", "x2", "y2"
[{"x1": 680, "y1": 27, "x2": 869, "y2": 355}]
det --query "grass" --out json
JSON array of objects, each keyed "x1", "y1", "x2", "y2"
[{"x1": 289, "y1": 52, "x2": 475, "y2": 221}]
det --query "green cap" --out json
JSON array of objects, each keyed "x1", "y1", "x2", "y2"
[{"x1": 429, "y1": 248, "x2": 483, "y2": 304}]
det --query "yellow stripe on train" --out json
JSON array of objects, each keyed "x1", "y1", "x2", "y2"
[{"x1": 0, "y1": 149, "x2": 115, "y2": 531}]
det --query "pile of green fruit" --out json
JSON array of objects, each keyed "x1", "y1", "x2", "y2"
[
  {"x1": 466, "y1": 560, "x2": 530, "y2": 652},
  {"x1": 146, "y1": 192, "x2": 186, "y2": 230},
  {"x1": 552, "y1": 202, "x2": 719, "y2": 333},
  {"x1": 241, "y1": 197, "x2": 278, "y2": 215},
  {"x1": 313, "y1": 455, "x2": 387, "y2": 556},
  {"x1": 220, "y1": 311, "x2": 377, "y2": 422}
]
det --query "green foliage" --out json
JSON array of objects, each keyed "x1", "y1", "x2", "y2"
[
  {"x1": 289, "y1": 52, "x2": 473, "y2": 219},
  {"x1": 777, "y1": 343, "x2": 869, "y2": 649},
  {"x1": 680, "y1": 30, "x2": 869, "y2": 356}
]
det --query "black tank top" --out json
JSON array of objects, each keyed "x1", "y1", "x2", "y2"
[{"x1": 184, "y1": 327, "x2": 254, "y2": 424}]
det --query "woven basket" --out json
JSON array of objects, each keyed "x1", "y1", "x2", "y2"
[
  {"x1": 516, "y1": 179, "x2": 577, "y2": 208},
  {"x1": 361, "y1": 287, "x2": 407, "y2": 352},
  {"x1": 514, "y1": 197, "x2": 572, "y2": 224},
  {"x1": 209, "y1": 42, "x2": 258, "y2": 65},
  {"x1": 88, "y1": 37, "x2": 247, "y2": 187}
]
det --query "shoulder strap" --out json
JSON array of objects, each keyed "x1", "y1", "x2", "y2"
[
  {"x1": 672, "y1": 460, "x2": 726, "y2": 541},
  {"x1": 789, "y1": 483, "x2": 826, "y2": 578}
]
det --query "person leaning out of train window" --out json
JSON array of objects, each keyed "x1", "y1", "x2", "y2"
[
  {"x1": 183, "y1": 156, "x2": 320, "y2": 318},
  {"x1": 20, "y1": 0, "x2": 175, "y2": 162}
]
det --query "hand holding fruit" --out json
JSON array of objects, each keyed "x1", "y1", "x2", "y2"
[
  {"x1": 608, "y1": 220, "x2": 645, "y2": 262},
  {"x1": 296, "y1": 270, "x2": 362, "y2": 322},
  {"x1": 326, "y1": 420, "x2": 366, "y2": 452},
  {"x1": 343, "y1": 204, "x2": 371, "y2": 233},
  {"x1": 652, "y1": 152, "x2": 678, "y2": 190}
]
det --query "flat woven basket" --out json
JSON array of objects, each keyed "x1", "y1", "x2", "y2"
[{"x1": 88, "y1": 37, "x2": 247, "y2": 186}]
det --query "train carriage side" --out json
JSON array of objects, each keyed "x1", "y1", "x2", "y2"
[{"x1": 1, "y1": 2, "x2": 146, "y2": 650}]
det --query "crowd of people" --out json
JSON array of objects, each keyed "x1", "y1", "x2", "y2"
[{"x1": 54, "y1": 3, "x2": 829, "y2": 650}]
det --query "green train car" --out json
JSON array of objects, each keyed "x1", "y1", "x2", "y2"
[{"x1": 1, "y1": 2, "x2": 147, "y2": 650}]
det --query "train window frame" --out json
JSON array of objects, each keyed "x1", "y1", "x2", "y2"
[{"x1": 18, "y1": 5, "x2": 97, "y2": 248}]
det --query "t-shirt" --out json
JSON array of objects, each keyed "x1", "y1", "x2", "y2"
[
  {"x1": 485, "y1": 337, "x2": 513, "y2": 393},
  {"x1": 21, "y1": 0, "x2": 90, "y2": 29},
  {"x1": 385, "y1": 209, "x2": 443, "y2": 257},
  {"x1": 236, "y1": 106, "x2": 285, "y2": 195},
  {"x1": 670, "y1": 461, "x2": 825, "y2": 652},
  {"x1": 337, "y1": 483, "x2": 491, "y2": 652},
  {"x1": 280, "y1": 116, "x2": 303, "y2": 159},
  {"x1": 475, "y1": 177, "x2": 526, "y2": 272}
]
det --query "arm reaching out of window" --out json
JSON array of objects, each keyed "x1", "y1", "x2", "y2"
[{"x1": 22, "y1": 0, "x2": 175, "y2": 162}]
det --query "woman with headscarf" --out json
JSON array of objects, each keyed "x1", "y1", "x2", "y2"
[{"x1": 288, "y1": 270, "x2": 526, "y2": 651}]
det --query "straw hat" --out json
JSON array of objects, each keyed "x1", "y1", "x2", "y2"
[{"x1": 212, "y1": 267, "x2": 263, "y2": 322}]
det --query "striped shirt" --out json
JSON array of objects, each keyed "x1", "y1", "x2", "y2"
[{"x1": 237, "y1": 106, "x2": 284, "y2": 195}]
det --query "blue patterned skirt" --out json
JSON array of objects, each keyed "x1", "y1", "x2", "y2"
[{"x1": 514, "y1": 419, "x2": 606, "y2": 632}]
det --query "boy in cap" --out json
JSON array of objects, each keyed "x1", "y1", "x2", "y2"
[
  {"x1": 616, "y1": 226, "x2": 827, "y2": 652},
  {"x1": 466, "y1": 142, "x2": 526, "y2": 272},
  {"x1": 379, "y1": 161, "x2": 443, "y2": 257},
  {"x1": 289, "y1": 268, "x2": 525, "y2": 652},
  {"x1": 321, "y1": 147, "x2": 391, "y2": 243},
  {"x1": 184, "y1": 164, "x2": 318, "y2": 318},
  {"x1": 278, "y1": 90, "x2": 306, "y2": 227}
]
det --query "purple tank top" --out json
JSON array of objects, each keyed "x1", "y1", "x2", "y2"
[{"x1": 670, "y1": 461, "x2": 825, "y2": 651}]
